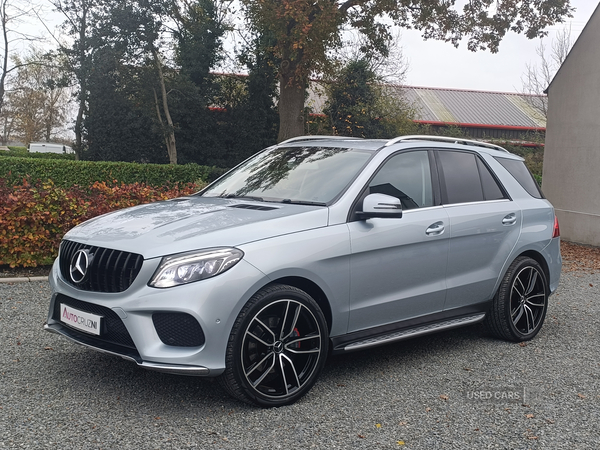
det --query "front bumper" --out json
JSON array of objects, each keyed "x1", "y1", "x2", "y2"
[
  {"x1": 45, "y1": 256, "x2": 268, "y2": 376},
  {"x1": 44, "y1": 322, "x2": 210, "y2": 375}
]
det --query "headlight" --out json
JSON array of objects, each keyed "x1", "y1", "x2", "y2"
[{"x1": 149, "y1": 248, "x2": 244, "y2": 288}]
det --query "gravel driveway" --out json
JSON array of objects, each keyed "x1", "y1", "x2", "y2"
[{"x1": 1, "y1": 270, "x2": 599, "y2": 449}]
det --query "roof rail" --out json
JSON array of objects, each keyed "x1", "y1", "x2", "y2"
[
  {"x1": 384, "y1": 135, "x2": 509, "y2": 153},
  {"x1": 279, "y1": 135, "x2": 361, "y2": 145}
]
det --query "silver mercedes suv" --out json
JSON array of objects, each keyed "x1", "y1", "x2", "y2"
[{"x1": 45, "y1": 135, "x2": 561, "y2": 406}]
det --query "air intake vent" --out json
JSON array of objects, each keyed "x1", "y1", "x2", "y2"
[
  {"x1": 229, "y1": 204, "x2": 278, "y2": 211},
  {"x1": 153, "y1": 313, "x2": 205, "y2": 347},
  {"x1": 59, "y1": 240, "x2": 144, "y2": 292}
]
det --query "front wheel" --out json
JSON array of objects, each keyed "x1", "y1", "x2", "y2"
[
  {"x1": 484, "y1": 257, "x2": 549, "y2": 342},
  {"x1": 220, "y1": 284, "x2": 329, "y2": 407}
]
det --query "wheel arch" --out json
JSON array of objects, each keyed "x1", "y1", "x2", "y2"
[
  {"x1": 517, "y1": 250, "x2": 551, "y2": 286},
  {"x1": 491, "y1": 249, "x2": 551, "y2": 301},
  {"x1": 265, "y1": 276, "x2": 333, "y2": 333}
]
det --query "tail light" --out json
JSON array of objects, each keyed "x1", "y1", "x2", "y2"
[{"x1": 552, "y1": 215, "x2": 560, "y2": 238}]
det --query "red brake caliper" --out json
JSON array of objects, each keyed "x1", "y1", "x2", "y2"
[{"x1": 291, "y1": 327, "x2": 300, "y2": 349}]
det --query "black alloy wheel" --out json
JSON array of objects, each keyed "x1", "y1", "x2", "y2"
[
  {"x1": 484, "y1": 257, "x2": 549, "y2": 342},
  {"x1": 220, "y1": 285, "x2": 328, "y2": 406}
]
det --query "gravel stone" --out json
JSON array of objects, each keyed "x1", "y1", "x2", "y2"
[{"x1": 1, "y1": 270, "x2": 599, "y2": 449}]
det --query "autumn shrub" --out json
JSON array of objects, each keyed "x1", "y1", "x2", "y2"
[{"x1": 0, "y1": 179, "x2": 198, "y2": 267}]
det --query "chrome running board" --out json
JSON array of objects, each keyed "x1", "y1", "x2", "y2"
[{"x1": 343, "y1": 313, "x2": 486, "y2": 352}]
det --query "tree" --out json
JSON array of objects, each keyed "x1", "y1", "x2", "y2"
[
  {"x1": 6, "y1": 48, "x2": 70, "y2": 145},
  {"x1": 84, "y1": 46, "x2": 165, "y2": 162},
  {"x1": 91, "y1": 0, "x2": 177, "y2": 162},
  {"x1": 521, "y1": 26, "x2": 573, "y2": 118},
  {"x1": 90, "y1": 0, "x2": 228, "y2": 164},
  {"x1": 51, "y1": 0, "x2": 97, "y2": 159},
  {"x1": 241, "y1": 0, "x2": 574, "y2": 142},
  {"x1": 324, "y1": 58, "x2": 416, "y2": 138},
  {"x1": 0, "y1": 0, "x2": 45, "y2": 123}
]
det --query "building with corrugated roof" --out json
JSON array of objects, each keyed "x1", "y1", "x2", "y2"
[
  {"x1": 403, "y1": 86, "x2": 545, "y2": 141},
  {"x1": 307, "y1": 83, "x2": 546, "y2": 144}
]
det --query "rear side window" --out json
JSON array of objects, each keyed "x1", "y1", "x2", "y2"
[
  {"x1": 495, "y1": 157, "x2": 543, "y2": 199},
  {"x1": 477, "y1": 158, "x2": 506, "y2": 200},
  {"x1": 437, "y1": 151, "x2": 507, "y2": 204}
]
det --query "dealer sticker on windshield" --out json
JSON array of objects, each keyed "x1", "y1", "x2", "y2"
[{"x1": 60, "y1": 304, "x2": 102, "y2": 336}]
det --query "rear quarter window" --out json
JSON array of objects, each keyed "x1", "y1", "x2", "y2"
[{"x1": 494, "y1": 157, "x2": 543, "y2": 199}]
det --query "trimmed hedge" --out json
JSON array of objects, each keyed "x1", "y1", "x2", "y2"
[
  {"x1": 0, "y1": 179, "x2": 199, "y2": 267},
  {"x1": 0, "y1": 149, "x2": 76, "y2": 160},
  {"x1": 0, "y1": 156, "x2": 217, "y2": 188}
]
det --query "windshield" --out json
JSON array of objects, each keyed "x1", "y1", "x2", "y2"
[{"x1": 201, "y1": 146, "x2": 373, "y2": 204}]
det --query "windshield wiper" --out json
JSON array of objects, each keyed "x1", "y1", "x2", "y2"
[
  {"x1": 280, "y1": 199, "x2": 327, "y2": 206},
  {"x1": 221, "y1": 194, "x2": 264, "y2": 202}
]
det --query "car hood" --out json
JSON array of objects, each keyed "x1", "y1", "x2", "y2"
[{"x1": 64, "y1": 196, "x2": 329, "y2": 259}]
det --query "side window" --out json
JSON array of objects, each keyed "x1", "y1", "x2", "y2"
[
  {"x1": 494, "y1": 157, "x2": 543, "y2": 199},
  {"x1": 477, "y1": 158, "x2": 507, "y2": 201},
  {"x1": 369, "y1": 151, "x2": 433, "y2": 210},
  {"x1": 438, "y1": 151, "x2": 484, "y2": 204},
  {"x1": 438, "y1": 151, "x2": 507, "y2": 204}
]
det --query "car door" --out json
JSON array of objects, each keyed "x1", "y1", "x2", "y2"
[
  {"x1": 347, "y1": 150, "x2": 450, "y2": 332},
  {"x1": 435, "y1": 150, "x2": 522, "y2": 311}
]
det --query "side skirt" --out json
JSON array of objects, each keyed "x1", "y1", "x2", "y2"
[{"x1": 331, "y1": 303, "x2": 489, "y2": 354}]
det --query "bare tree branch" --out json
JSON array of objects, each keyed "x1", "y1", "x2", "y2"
[{"x1": 521, "y1": 25, "x2": 572, "y2": 119}]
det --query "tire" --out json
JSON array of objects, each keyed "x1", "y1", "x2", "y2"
[
  {"x1": 484, "y1": 257, "x2": 549, "y2": 342},
  {"x1": 220, "y1": 284, "x2": 329, "y2": 407}
]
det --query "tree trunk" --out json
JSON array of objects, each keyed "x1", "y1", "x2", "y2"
[
  {"x1": 73, "y1": 4, "x2": 88, "y2": 161},
  {"x1": 0, "y1": 0, "x2": 9, "y2": 119},
  {"x1": 277, "y1": 60, "x2": 306, "y2": 143},
  {"x1": 152, "y1": 48, "x2": 177, "y2": 164}
]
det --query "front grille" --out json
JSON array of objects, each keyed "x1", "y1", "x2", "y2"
[
  {"x1": 53, "y1": 294, "x2": 138, "y2": 353},
  {"x1": 59, "y1": 240, "x2": 144, "y2": 292},
  {"x1": 152, "y1": 313, "x2": 205, "y2": 347}
]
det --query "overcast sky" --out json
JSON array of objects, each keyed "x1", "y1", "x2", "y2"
[{"x1": 400, "y1": 0, "x2": 598, "y2": 93}]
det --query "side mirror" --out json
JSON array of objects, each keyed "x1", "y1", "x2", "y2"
[{"x1": 357, "y1": 193, "x2": 403, "y2": 219}]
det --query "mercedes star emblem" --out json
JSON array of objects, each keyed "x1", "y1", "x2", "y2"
[{"x1": 70, "y1": 249, "x2": 92, "y2": 284}]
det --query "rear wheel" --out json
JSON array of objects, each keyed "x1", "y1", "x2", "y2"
[
  {"x1": 485, "y1": 257, "x2": 548, "y2": 342},
  {"x1": 220, "y1": 284, "x2": 328, "y2": 407}
]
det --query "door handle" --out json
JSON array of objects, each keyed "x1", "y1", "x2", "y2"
[
  {"x1": 426, "y1": 222, "x2": 445, "y2": 236},
  {"x1": 502, "y1": 213, "x2": 517, "y2": 226}
]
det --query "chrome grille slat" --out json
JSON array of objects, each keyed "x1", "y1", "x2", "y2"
[{"x1": 59, "y1": 240, "x2": 143, "y2": 293}]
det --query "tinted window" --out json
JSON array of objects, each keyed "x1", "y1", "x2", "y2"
[
  {"x1": 495, "y1": 157, "x2": 543, "y2": 199},
  {"x1": 438, "y1": 151, "x2": 484, "y2": 204},
  {"x1": 369, "y1": 151, "x2": 433, "y2": 210},
  {"x1": 477, "y1": 158, "x2": 507, "y2": 200}
]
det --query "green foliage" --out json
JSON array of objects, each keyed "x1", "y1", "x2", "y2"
[
  {"x1": 324, "y1": 59, "x2": 417, "y2": 138},
  {"x1": 7, "y1": 146, "x2": 27, "y2": 152},
  {"x1": 0, "y1": 156, "x2": 213, "y2": 188},
  {"x1": 174, "y1": 0, "x2": 225, "y2": 91},
  {"x1": 84, "y1": 47, "x2": 166, "y2": 163},
  {"x1": 0, "y1": 150, "x2": 75, "y2": 160},
  {"x1": 503, "y1": 143, "x2": 545, "y2": 181},
  {"x1": 0, "y1": 179, "x2": 198, "y2": 267},
  {"x1": 174, "y1": 32, "x2": 279, "y2": 169}
]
